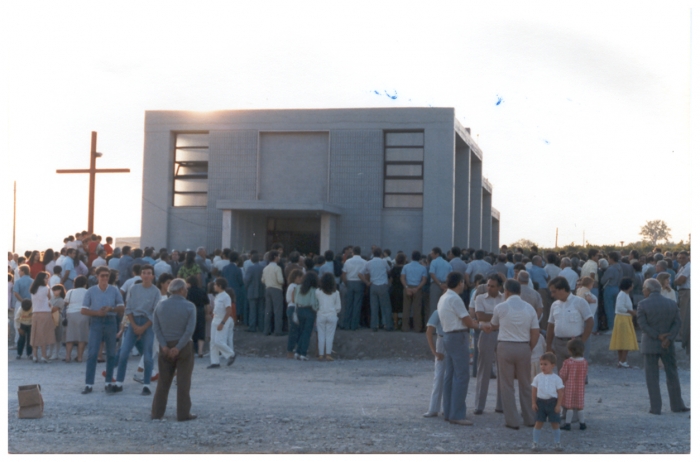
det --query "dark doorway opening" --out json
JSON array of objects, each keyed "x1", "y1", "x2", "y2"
[{"x1": 266, "y1": 217, "x2": 320, "y2": 256}]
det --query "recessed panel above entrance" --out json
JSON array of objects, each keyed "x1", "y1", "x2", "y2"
[{"x1": 259, "y1": 132, "x2": 329, "y2": 203}]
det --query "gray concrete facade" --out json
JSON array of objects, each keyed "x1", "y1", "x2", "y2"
[{"x1": 141, "y1": 108, "x2": 499, "y2": 256}]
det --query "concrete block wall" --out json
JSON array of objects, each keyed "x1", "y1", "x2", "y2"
[
  {"x1": 329, "y1": 130, "x2": 383, "y2": 255},
  {"x1": 453, "y1": 138, "x2": 470, "y2": 248},
  {"x1": 141, "y1": 130, "x2": 174, "y2": 249},
  {"x1": 207, "y1": 130, "x2": 258, "y2": 251},
  {"x1": 481, "y1": 189, "x2": 492, "y2": 252},
  {"x1": 381, "y1": 209, "x2": 423, "y2": 255},
  {"x1": 468, "y1": 154, "x2": 483, "y2": 249},
  {"x1": 422, "y1": 126, "x2": 456, "y2": 252},
  {"x1": 167, "y1": 208, "x2": 208, "y2": 250}
]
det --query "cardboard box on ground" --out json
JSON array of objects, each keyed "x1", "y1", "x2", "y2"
[{"x1": 18, "y1": 384, "x2": 43, "y2": 419}]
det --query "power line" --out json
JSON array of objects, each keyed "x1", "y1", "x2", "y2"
[{"x1": 141, "y1": 196, "x2": 209, "y2": 228}]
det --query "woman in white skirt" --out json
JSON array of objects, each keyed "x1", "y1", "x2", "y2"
[
  {"x1": 29, "y1": 272, "x2": 55, "y2": 363},
  {"x1": 316, "y1": 273, "x2": 341, "y2": 361},
  {"x1": 64, "y1": 275, "x2": 89, "y2": 362}
]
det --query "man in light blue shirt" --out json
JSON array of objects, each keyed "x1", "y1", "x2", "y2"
[
  {"x1": 466, "y1": 249, "x2": 492, "y2": 284},
  {"x1": 142, "y1": 247, "x2": 156, "y2": 266},
  {"x1": 319, "y1": 250, "x2": 336, "y2": 280},
  {"x1": 80, "y1": 266, "x2": 125, "y2": 395},
  {"x1": 448, "y1": 247, "x2": 468, "y2": 275},
  {"x1": 13, "y1": 265, "x2": 33, "y2": 309},
  {"x1": 363, "y1": 248, "x2": 393, "y2": 331},
  {"x1": 108, "y1": 248, "x2": 121, "y2": 271},
  {"x1": 401, "y1": 250, "x2": 429, "y2": 332},
  {"x1": 114, "y1": 264, "x2": 161, "y2": 395},
  {"x1": 12, "y1": 265, "x2": 33, "y2": 346},
  {"x1": 429, "y1": 247, "x2": 452, "y2": 318},
  {"x1": 117, "y1": 246, "x2": 134, "y2": 288},
  {"x1": 527, "y1": 256, "x2": 549, "y2": 289},
  {"x1": 61, "y1": 248, "x2": 78, "y2": 290}
]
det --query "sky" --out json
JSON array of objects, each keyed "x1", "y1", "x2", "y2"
[{"x1": 1, "y1": 1, "x2": 696, "y2": 254}]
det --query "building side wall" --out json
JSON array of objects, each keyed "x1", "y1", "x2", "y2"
[
  {"x1": 422, "y1": 126, "x2": 455, "y2": 252},
  {"x1": 468, "y1": 154, "x2": 483, "y2": 249},
  {"x1": 329, "y1": 130, "x2": 383, "y2": 253},
  {"x1": 491, "y1": 217, "x2": 500, "y2": 253},
  {"x1": 481, "y1": 189, "x2": 492, "y2": 252},
  {"x1": 453, "y1": 141, "x2": 470, "y2": 248}
]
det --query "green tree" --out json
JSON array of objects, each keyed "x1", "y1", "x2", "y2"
[
  {"x1": 509, "y1": 239, "x2": 538, "y2": 250},
  {"x1": 639, "y1": 220, "x2": 672, "y2": 246}
]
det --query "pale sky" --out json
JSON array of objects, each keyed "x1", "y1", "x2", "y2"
[{"x1": 1, "y1": 1, "x2": 695, "y2": 254}]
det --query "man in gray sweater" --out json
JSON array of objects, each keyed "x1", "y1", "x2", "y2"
[{"x1": 151, "y1": 278, "x2": 197, "y2": 421}]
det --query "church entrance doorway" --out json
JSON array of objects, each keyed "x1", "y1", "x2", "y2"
[{"x1": 266, "y1": 216, "x2": 320, "y2": 256}]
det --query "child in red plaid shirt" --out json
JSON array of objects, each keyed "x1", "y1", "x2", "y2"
[{"x1": 558, "y1": 338, "x2": 588, "y2": 430}]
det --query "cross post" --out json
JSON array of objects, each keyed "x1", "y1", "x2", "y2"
[{"x1": 56, "y1": 131, "x2": 130, "y2": 234}]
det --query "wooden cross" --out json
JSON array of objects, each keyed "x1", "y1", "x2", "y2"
[{"x1": 56, "y1": 131, "x2": 130, "y2": 233}]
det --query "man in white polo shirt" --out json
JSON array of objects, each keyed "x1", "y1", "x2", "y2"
[
  {"x1": 473, "y1": 274, "x2": 505, "y2": 415},
  {"x1": 481, "y1": 279, "x2": 540, "y2": 430},
  {"x1": 438, "y1": 271, "x2": 480, "y2": 426},
  {"x1": 546, "y1": 276, "x2": 594, "y2": 373}
]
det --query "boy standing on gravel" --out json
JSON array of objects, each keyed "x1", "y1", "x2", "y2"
[{"x1": 531, "y1": 352, "x2": 564, "y2": 452}]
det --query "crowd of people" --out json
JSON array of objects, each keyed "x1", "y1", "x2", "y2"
[{"x1": 7, "y1": 232, "x2": 691, "y2": 437}]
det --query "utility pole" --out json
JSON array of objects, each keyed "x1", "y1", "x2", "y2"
[
  {"x1": 12, "y1": 181, "x2": 16, "y2": 253},
  {"x1": 555, "y1": 228, "x2": 558, "y2": 248}
]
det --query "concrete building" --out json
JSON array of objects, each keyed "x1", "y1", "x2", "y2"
[{"x1": 140, "y1": 108, "x2": 500, "y2": 255}]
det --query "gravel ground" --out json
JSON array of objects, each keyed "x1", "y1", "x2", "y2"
[{"x1": 7, "y1": 333, "x2": 690, "y2": 454}]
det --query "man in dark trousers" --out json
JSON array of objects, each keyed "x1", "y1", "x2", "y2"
[
  {"x1": 151, "y1": 278, "x2": 197, "y2": 421},
  {"x1": 244, "y1": 251, "x2": 266, "y2": 332},
  {"x1": 637, "y1": 278, "x2": 690, "y2": 415}
]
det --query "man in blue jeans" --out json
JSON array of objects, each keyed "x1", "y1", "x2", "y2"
[
  {"x1": 341, "y1": 246, "x2": 367, "y2": 330},
  {"x1": 80, "y1": 266, "x2": 125, "y2": 394},
  {"x1": 114, "y1": 265, "x2": 162, "y2": 395}
]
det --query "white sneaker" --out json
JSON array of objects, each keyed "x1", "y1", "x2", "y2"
[
  {"x1": 531, "y1": 442, "x2": 540, "y2": 452},
  {"x1": 618, "y1": 361, "x2": 630, "y2": 368},
  {"x1": 298, "y1": 355, "x2": 309, "y2": 361},
  {"x1": 294, "y1": 353, "x2": 299, "y2": 360},
  {"x1": 423, "y1": 412, "x2": 438, "y2": 418}
]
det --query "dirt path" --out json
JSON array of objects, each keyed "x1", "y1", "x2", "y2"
[{"x1": 7, "y1": 332, "x2": 690, "y2": 453}]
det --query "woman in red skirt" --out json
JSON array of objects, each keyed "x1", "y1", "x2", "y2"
[{"x1": 558, "y1": 338, "x2": 588, "y2": 431}]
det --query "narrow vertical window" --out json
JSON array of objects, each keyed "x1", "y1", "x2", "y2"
[
  {"x1": 384, "y1": 131, "x2": 424, "y2": 208},
  {"x1": 173, "y1": 133, "x2": 208, "y2": 207}
]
